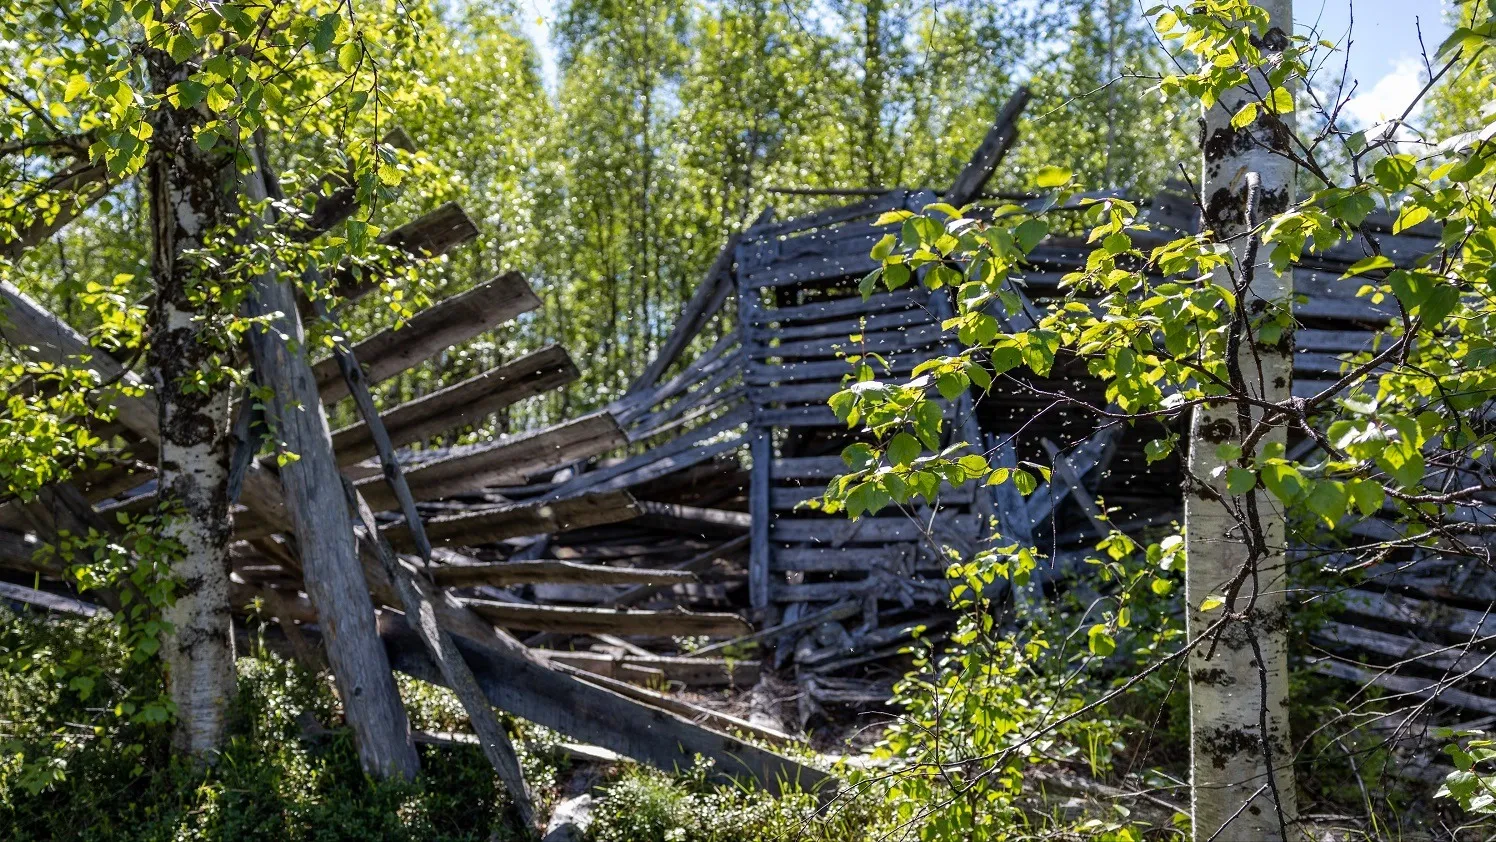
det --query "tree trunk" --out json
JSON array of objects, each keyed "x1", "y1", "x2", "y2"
[
  {"x1": 1184, "y1": 2, "x2": 1298, "y2": 839},
  {"x1": 240, "y1": 164, "x2": 421, "y2": 781},
  {"x1": 144, "y1": 47, "x2": 239, "y2": 760}
]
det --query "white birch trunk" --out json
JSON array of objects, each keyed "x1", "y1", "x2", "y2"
[
  {"x1": 145, "y1": 49, "x2": 238, "y2": 759},
  {"x1": 1185, "y1": 2, "x2": 1298, "y2": 838}
]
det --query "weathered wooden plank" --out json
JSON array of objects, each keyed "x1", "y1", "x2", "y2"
[
  {"x1": 1336, "y1": 589, "x2": 1496, "y2": 640},
  {"x1": 537, "y1": 650, "x2": 760, "y2": 687},
  {"x1": 772, "y1": 545, "x2": 908, "y2": 571},
  {"x1": 612, "y1": 535, "x2": 750, "y2": 607},
  {"x1": 614, "y1": 330, "x2": 738, "y2": 423},
  {"x1": 1311, "y1": 658, "x2": 1496, "y2": 715},
  {"x1": 359, "y1": 412, "x2": 625, "y2": 510},
  {"x1": 743, "y1": 250, "x2": 882, "y2": 290},
  {"x1": 945, "y1": 87, "x2": 1032, "y2": 206},
  {"x1": 627, "y1": 377, "x2": 742, "y2": 444},
  {"x1": 749, "y1": 289, "x2": 924, "y2": 326},
  {"x1": 244, "y1": 162, "x2": 421, "y2": 779},
  {"x1": 549, "y1": 406, "x2": 748, "y2": 497},
  {"x1": 314, "y1": 202, "x2": 480, "y2": 309},
  {"x1": 382, "y1": 624, "x2": 834, "y2": 796},
  {"x1": 460, "y1": 599, "x2": 751, "y2": 637},
  {"x1": 1313, "y1": 621, "x2": 1496, "y2": 682},
  {"x1": 755, "y1": 307, "x2": 935, "y2": 343},
  {"x1": 691, "y1": 600, "x2": 862, "y2": 657},
  {"x1": 430, "y1": 560, "x2": 699, "y2": 589},
  {"x1": 771, "y1": 515, "x2": 978, "y2": 544},
  {"x1": 744, "y1": 190, "x2": 908, "y2": 242},
  {"x1": 384, "y1": 490, "x2": 642, "y2": 551},
  {"x1": 314, "y1": 271, "x2": 541, "y2": 403},
  {"x1": 746, "y1": 354, "x2": 928, "y2": 385},
  {"x1": 756, "y1": 322, "x2": 948, "y2": 361},
  {"x1": 771, "y1": 484, "x2": 971, "y2": 511},
  {"x1": 772, "y1": 456, "x2": 849, "y2": 480},
  {"x1": 332, "y1": 345, "x2": 577, "y2": 466},
  {"x1": 636, "y1": 501, "x2": 751, "y2": 532},
  {"x1": 748, "y1": 426, "x2": 773, "y2": 619}
]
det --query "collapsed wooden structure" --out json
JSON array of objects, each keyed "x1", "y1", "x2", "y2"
[{"x1": 0, "y1": 87, "x2": 1490, "y2": 796}]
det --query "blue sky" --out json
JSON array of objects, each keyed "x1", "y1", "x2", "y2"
[{"x1": 514, "y1": 0, "x2": 1452, "y2": 124}]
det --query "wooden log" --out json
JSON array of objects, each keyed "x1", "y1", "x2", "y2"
[
  {"x1": 748, "y1": 288, "x2": 923, "y2": 327},
  {"x1": 243, "y1": 163, "x2": 420, "y2": 780},
  {"x1": 311, "y1": 202, "x2": 480, "y2": 311},
  {"x1": 562, "y1": 667, "x2": 794, "y2": 747},
  {"x1": 692, "y1": 600, "x2": 862, "y2": 658},
  {"x1": 537, "y1": 650, "x2": 759, "y2": 687},
  {"x1": 459, "y1": 599, "x2": 752, "y2": 637},
  {"x1": 1311, "y1": 658, "x2": 1496, "y2": 716},
  {"x1": 359, "y1": 412, "x2": 625, "y2": 510},
  {"x1": 944, "y1": 87, "x2": 1032, "y2": 206},
  {"x1": 331, "y1": 345, "x2": 577, "y2": 466},
  {"x1": 313, "y1": 271, "x2": 541, "y2": 403},
  {"x1": 380, "y1": 617, "x2": 833, "y2": 796},
  {"x1": 744, "y1": 190, "x2": 908, "y2": 242},
  {"x1": 771, "y1": 514, "x2": 978, "y2": 544},
  {"x1": 0, "y1": 581, "x2": 105, "y2": 618},
  {"x1": 343, "y1": 478, "x2": 536, "y2": 828},
  {"x1": 611, "y1": 535, "x2": 749, "y2": 607},
  {"x1": 628, "y1": 238, "x2": 740, "y2": 394},
  {"x1": 431, "y1": 560, "x2": 698, "y2": 589},
  {"x1": 384, "y1": 490, "x2": 642, "y2": 551}
]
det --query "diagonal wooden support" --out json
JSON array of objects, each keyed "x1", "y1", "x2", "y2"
[{"x1": 944, "y1": 87, "x2": 1032, "y2": 206}]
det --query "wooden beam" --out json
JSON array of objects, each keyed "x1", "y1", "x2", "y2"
[
  {"x1": 379, "y1": 621, "x2": 834, "y2": 796},
  {"x1": 459, "y1": 599, "x2": 752, "y2": 637},
  {"x1": 430, "y1": 560, "x2": 698, "y2": 589},
  {"x1": 611, "y1": 535, "x2": 749, "y2": 607},
  {"x1": 357, "y1": 412, "x2": 625, "y2": 510},
  {"x1": 629, "y1": 238, "x2": 740, "y2": 394},
  {"x1": 331, "y1": 345, "x2": 577, "y2": 466},
  {"x1": 310, "y1": 202, "x2": 480, "y2": 312},
  {"x1": 313, "y1": 271, "x2": 541, "y2": 403},
  {"x1": 945, "y1": 87, "x2": 1032, "y2": 206},
  {"x1": 383, "y1": 490, "x2": 642, "y2": 551},
  {"x1": 537, "y1": 650, "x2": 759, "y2": 688}
]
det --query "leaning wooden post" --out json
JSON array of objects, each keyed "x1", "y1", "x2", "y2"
[
  {"x1": 1184, "y1": 0, "x2": 1298, "y2": 837},
  {"x1": 240, "y1": 164, "x2": 420, "y2": 781},
  {"x1": 313, "y1": 264, "x2": 537, "y2": 829}
]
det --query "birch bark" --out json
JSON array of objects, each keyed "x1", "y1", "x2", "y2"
[
  {"x1": 1185, "y1": 1, "x2": 1299, "y2": 838},
  {"x1": 144, "y1": 47, "x2": 238, "y2": 760}
]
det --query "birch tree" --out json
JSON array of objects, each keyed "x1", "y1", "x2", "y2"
[
  {"x1": 141, "y1": 27, "x2": 241, "y2": 763},
  {"x1": 1182, "y1": 0, "x2": 1297, "y2": 834}
]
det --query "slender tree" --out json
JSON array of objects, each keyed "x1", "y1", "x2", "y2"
[
  {"x1": 143, "y1": 35, "x2": 239, "y2": 761},
  {"x1": 1183, "y1": 0, "x2": 1298, "y2": 836}
]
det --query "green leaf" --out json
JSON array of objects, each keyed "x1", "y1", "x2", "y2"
[
  {"x1": 1014, "y1": 218, "x2": 1049, "y2": 253},
  {"x1": 1012, "y1": 469, "x2": 1036, "y2": 496},
  {"x1": 1226, "y1": 466, "x2": 1256, "y2": 494},
  {"x1": 1394, "y1": 204, "x2": 1431, "y2": 233},
  {"x1": 874, "y1": 210, "x2": 914, "y2": 226},
  {"x1": 1266, "y1": 86, "x2": 1294, "y2": 114},
  {"x1": 1144, "y1": 438, "x2": 1173, "y2": 463},
  {"x1": 1199, "y1": 595, "x2": 1225, "y2": 612},
  {"x1": 1349, "y1": 479, "x2": 1384, "y2": 516},
  {"x1": 870, "y1": 233, "x2": 896, "y2": 261},
  {"x1": 338, "y1": 40, "x2": 362, "y2": 72},
  {"x1": 1230, "y1": 101, "x2": 1259, "y2": 129},
  {"x1": 312, "y1": 12, "x2": 340, "y2": 53},
  {"x1": 1034, "y1": 166, "x2": 1073, "y2": 189},
  {"x1": 1087, "y1": 624, "x2": 1116, "y2": 657},
  {"x1": 1373, "y1": 154, "x2": 1418, "y2": 191},
  {"x1": 887, "y1": 432, "x2": 920, "y2": 467},
  {"x1": 167, "y1": 33, "x2": 197, "y2": 63},
  {"x1": 64, "y1": 75, "x2": 89, "y2": 103},
  {"x1": 1340, "y1": 255, "x2": 1394, "y2": 279}
]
